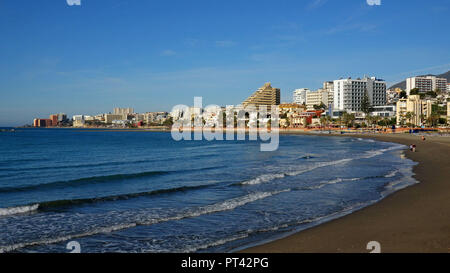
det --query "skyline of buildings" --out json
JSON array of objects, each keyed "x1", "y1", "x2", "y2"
[{"x1": 30, "y1": 71, "x2": 450, "y2": 128}]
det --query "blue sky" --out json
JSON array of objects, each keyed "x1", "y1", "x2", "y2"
[{"x1": 0, "y1": 0, "x2": 449, "y2": 126}]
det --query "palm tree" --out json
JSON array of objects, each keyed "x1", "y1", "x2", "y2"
[
  {"x1": 427, "y1": 113, "x2": 440, "y2": 127},
  {"x1": 404, "y1": 112, "x2": 416, "y2": 128}
]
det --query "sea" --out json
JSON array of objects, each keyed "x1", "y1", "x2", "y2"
[{"x1": 0, "y1": 128, "x2": 417, "y2": 253}]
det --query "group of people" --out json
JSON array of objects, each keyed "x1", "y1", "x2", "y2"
[{"x1": 410, "y1": 136, "x2": 426, "y2": 152}]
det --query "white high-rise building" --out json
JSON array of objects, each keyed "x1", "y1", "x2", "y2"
[
  {"x1": 333, "y1": 76, "x2": 386, "y2": 112},
  {"x1": 406, "y1": 76, "x2": 447, "y2": 95},
  {"x1": 293, "y1": 88, "x2": 309, "y2": 105}
]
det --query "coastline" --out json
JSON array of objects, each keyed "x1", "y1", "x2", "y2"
[{"x1": 240, "y1": 133, "x2": 450, "y2": 253}]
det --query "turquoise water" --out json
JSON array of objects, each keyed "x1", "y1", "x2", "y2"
[{"x1": 0, "y1": 129, "x2": 417, "y2": 253}]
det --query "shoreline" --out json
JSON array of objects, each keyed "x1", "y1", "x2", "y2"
[{"x1": 240, "y1": 133, "x2": 450, "y2": 253}]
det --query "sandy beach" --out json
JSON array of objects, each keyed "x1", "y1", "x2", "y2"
[{"x1": 241, "y1": 133, "x2": 450, "y2": 253}]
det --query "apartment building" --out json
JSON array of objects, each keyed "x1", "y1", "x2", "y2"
[
  {"x1": 243, "y1": 82, "x2": 280, "y2": 110},
  {"x1": 396, "y1": 95, "x2": 433, "y2": 126},
  {"x1": 333, "y1": 76, "x2": 386, "y2": 112},
  {"x1": 406, "y1": 76, "x2": 448, "y2": 94},
  {"x1": 293, "y1": 88, "x2": 309, "y2": 105}
]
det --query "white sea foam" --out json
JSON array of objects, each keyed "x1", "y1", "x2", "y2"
[
  {"x1": 0, "y1": 222, "x2": 138, "y2": 253},
  {"x1": 182, "y1": 234, "x2": 249, "y2": 253},
  {"x1": 305, "y1": 177, "x2": 360, "y2": 190},
  {"x1": 242, "y1": 173, "x2": 286, "y2": 185},
  {"x1": 0, "y1": 204, "x2": 39, "y2": 217},
  {"x1": 0, "y1": 190, "x2": 288, "y2": 253},
  {"x1": 384, "y1": 170, "x2": 398, "y2": 178},
  {"x1": 241, "y1": 158, "x2": 353, "y2": 186}
]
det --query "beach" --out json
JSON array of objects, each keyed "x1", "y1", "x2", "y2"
[{"x1": 242, "y1": 133, "x2": 450, "y2": 253}]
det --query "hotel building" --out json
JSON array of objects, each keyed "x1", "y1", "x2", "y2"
[
  {"x1": 242, "y1": 82, "x2": 280, "y2": 110},
  {"x1": 406, "y1": 76, "x2": 448, "y2": 95},
  {"x1": 396, "y1": 95, "x2": 433, "y2": 126},
  {"x1": 293, "y1": 88, "x2": 309, "y2": 105},
  {"x1": 305, "y1": 89, "x2": 332, "y2": 110},
  {"x1": 105, "y1": 114, "x2": 127, "y2": 124},
  {"x1": 333, "y1": 76, "x2": 386, "y2": 113},
  {"x1": 50, "y1": 115, "x2": 58, "y2": 126}
]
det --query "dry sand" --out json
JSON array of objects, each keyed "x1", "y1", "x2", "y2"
[{"x1": 241, "y1": 133, "x2": 450, "y2": 253}]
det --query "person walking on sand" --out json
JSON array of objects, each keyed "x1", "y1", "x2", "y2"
[
  {"x1": 422, "y1": 136, "x2": 426, "y2": 141},
  {"x1": 412, "y1": 144, "x2": 416, "y2": 152}
]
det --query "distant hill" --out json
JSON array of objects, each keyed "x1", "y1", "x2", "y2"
[{"x1": 389, "y1": 70, "x2": 450, "y2": 90}]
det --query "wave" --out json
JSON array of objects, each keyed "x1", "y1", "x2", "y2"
[
  {"x1": 0, "y1": 204, "x2": 39, "y2": 217},
  {"x1": 182, "y1": 234, "x2": 249, "y2": 253},
  {"x1": 0, "y1": 158, "x2": 159, "y2": 172},
  {"x1": 0, "y1": 183, "x2": 221, "y2": 216},
  {"x1": 298, "y1": 177, "x2": 360, "y2": 190},
  {"x1": 240, "y1": 158, "x2": 353, "y2": 186},
  {"x1": 242, "y1": 173, "x2": 286, "y2": 186},
  {"x1": 0, "y1": 158, "x2": 45, "y2": 167},
  {"x1": 384, "y1": 170, "x2": 398, "y2": 178},
  {"x1": 0, "y1": 171, "x2": 170, "y2": 193},
  {"x1": 192, "y1": 199, "x2": 381, "y2": 253},
  {"x1": 0, "y1": 222, "x2": 138, "y2": 253},
  {"x1": 0, "y1": 166, "x2": 223, "y2": 194},
  {"x1": 298, "y1": 155, "x2": 317, "y2": 160},
  {"x1": 38, "y1": 184, "x2": 215, "y2": 210},
  {"x1": 239, "y1": 145, "x2": 404, "y2": 186},
  {"x1": 0, "y1": 190, "x2": 288, "y2": 253}
]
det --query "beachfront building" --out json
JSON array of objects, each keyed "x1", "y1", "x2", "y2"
[
  {"x1": 291, "y1": 110, "x2": 324, "y2": 128},
  {"x1": 72, "y1": 115, "x2": 85, "y2": 127},
  {"x1": 144, "y1": 112, "x2": 169, "y2": 125},
  {"x1": 50, "y1": 115, "x2": 58, "y2": 126},
  {"x1": 105, "y1": 114, "x2": 126, "y2": 124},
  {"x1": 447, "y1": 102, "x2": 450, "y2": 122},
  {"x1": 305, "y1": 89, "x2": 333, "y2": 111},
  {"x1": 333, "y1": 76, "x2": 387, "y2": 113},
  {"x1": 371, "y1": 105, "x2": 396, "y2": 118},
  {"x1": 396, "y1": 95, "x2": 433, "y2": 126},
  {"x1": 113, "y1": 107, "x2": 134, "y2": 115},
  {"x1": 293, "y1": 88, "x2": 309, "y2": 105},
  {"x1": 243, "y1": 82, "x2": 280, "y2": 110},
  {"x1": 406, "y1": 76, "x2": 448, "y2": 95},
  {"x1": 447, "y1": 83, "x2": 450, "y2": 93},
  {"x1": 278, "y1": 103, "x2": 305, "y2": 115}
]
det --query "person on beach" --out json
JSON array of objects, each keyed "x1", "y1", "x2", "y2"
[
  {"x1": 422, "y1": 136, "x2": 426, "y2": 141},
  {"x1": 412, "y1": 144, "x2": 416, "y2": 152}
]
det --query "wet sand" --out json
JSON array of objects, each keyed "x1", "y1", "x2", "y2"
[{"x1": 241, "y1": 133, "x2": 450, "y2": 253}]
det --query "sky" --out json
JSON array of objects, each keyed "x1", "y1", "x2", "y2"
[{"x1": 0, "y1": 0, "x2": 450, "y2": 126}]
